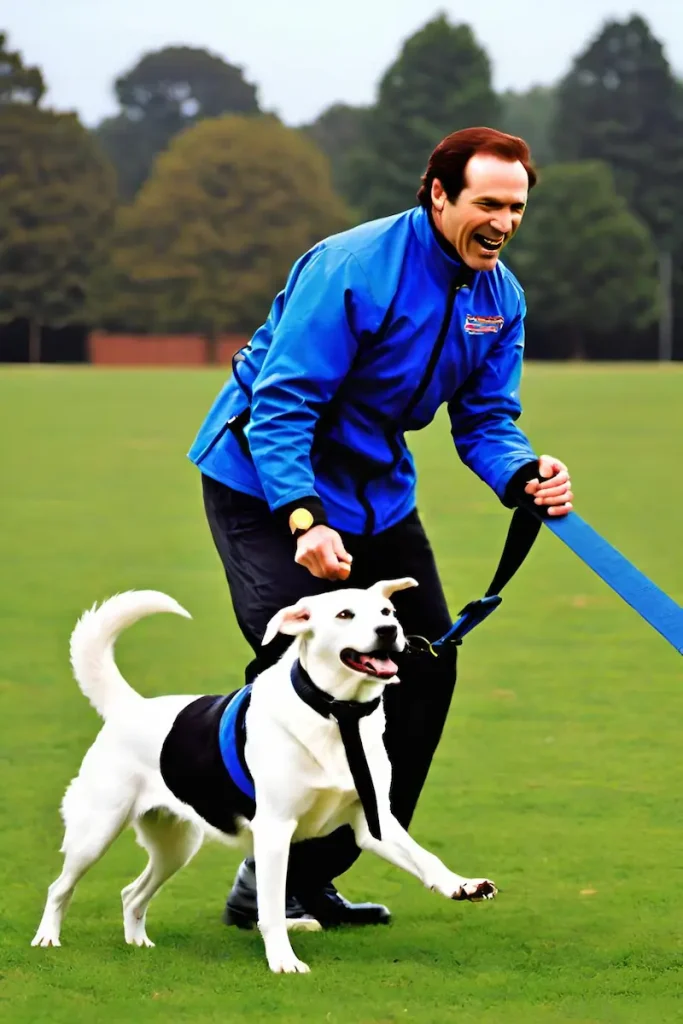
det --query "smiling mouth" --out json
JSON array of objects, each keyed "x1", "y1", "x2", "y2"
[
  {"x1": 473, "y1": 233, "x2": 503, "y2": 252},
  {"x1": 340, "y1": 648, "x2": 398, "y2": 679}
]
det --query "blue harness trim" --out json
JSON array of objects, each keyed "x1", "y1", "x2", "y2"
[
  {"x1": 432, "y1": 509, "x2": 682, "y2": 656},
  {"x1": 218, "y1": 684, "x2": 255, "y2": 800}
]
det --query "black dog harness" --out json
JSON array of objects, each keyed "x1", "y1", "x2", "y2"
[
  {"x1": 159, "y1": 662, "x2": 384, "y2": 841},
  {"x1": 290, "y1": 660, "x2": 383, "y2": 840}
]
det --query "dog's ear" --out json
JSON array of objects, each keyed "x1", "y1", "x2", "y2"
[
  {"x1": 371, "y1": 578, "x2": 419, "y2": 599},
  {"x1": 262, "y1": 601, "x2": 312, "y2": 646}
]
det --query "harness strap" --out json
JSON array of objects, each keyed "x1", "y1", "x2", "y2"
[{"x1": 290, "y1": 660, "x2": 383, "y2": 840}]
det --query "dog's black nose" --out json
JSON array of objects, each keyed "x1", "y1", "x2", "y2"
[{"x1": 375, "y1": 624, "x2": 398, "y2": 645}]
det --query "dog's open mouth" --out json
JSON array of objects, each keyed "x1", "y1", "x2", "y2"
[{"x1": 340, "y1": 648, "x2": 398, "y2": 679}]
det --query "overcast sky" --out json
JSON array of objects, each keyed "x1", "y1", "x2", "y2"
[{"x1": 4, "y1": 1, "x2": 683, "y2": 127}]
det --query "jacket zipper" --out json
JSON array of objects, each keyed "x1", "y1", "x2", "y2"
[
  {"x1": 357, "y1": 274, "x2": 464, "y2": 535},
  {"x1": 202, "y1": 276, "x2": 464, "y2": 533},
  {"x1": 403, "y1": 275, "x2": 462, "y2": 421}
]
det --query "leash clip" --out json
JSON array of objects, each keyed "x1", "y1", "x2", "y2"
[{"x1": 405, "y1": 634, "x2": 439, "y2": 657}]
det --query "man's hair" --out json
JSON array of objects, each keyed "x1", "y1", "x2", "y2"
[{"x1": 416, "y1": 126, "x2": 537, "y2": 208}]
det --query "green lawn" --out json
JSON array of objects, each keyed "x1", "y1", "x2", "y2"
[{"x1": 1, "y1": 364, "x2": 682, "y2": 1024}]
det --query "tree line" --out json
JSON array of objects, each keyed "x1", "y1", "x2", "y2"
[{"x1": 1, "y1": 14, "x2": 681, "y2": 361}]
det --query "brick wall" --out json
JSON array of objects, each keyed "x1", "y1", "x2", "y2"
[{"x1": 89, "y1": 333, "x2": 249, "y2": 366}]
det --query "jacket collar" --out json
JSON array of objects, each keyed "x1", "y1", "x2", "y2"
[{"x1": 411, "y1": 205, "x2": 477, "y2": 290}]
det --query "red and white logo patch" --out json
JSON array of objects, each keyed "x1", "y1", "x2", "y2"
[{"x1": 464, "y1": 315, "x2": 505, "y2": 335}]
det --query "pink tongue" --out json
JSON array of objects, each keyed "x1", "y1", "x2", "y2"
[{"x1": 359, "y1": 654, "x2": 398, "y2": 678}]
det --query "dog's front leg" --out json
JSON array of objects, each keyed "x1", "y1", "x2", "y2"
[
  {"x1": 353, "y1": 812, "x2": 497, "y2": 903},
  {"x1": 251, "y1": 814, "x2": 309, "y2": 974}
]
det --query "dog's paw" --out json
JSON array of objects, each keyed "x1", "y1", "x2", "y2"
[
  {"x1": 267, "y1": 953, "x2": 311, "y2": 974},
  {"x1": 31, "y1": 931, "x2": 61, "y2": 947},
  {"x1": 126, "y1": 934, "x2": 155, "y2": 948},
  {"x1": 123, "y1": 906, "x2": 155, "y2": 946},
  {"x1": 452, "y1": 878, "x2": 497, "y2": 902}
]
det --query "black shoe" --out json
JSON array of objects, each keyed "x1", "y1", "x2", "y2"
[
  {"x1": 297, "y1": 881, "x2": 391, "y2": 928},
  {"x1": 222, "y1": 859, "x2": 321, "y2": 931},
  {"x1": 223, "y1": 859, "x2": 391, "y2": 930}
]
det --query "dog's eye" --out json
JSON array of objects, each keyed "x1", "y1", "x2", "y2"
[
  {"x1": 381, "y1": 607, "x2": 392, "y2": 616},
  {"x1": 336, "y1": 609, "x2": 355, "y2": 620}
]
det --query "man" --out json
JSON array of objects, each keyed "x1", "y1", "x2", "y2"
[{"x1": 189, "y1": 127, "x2": 573, "y2": 929}]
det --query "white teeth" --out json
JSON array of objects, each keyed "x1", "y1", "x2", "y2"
[{"x1": 477, "y1": 235, "x2": 503, "y2": 251}]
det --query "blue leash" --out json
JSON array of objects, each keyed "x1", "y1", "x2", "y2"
[
  {"x1": 428, "y1": 505, "x2": 683, "y2": 657},
  {"x1": 544, "y1": 512, "x2": 683, "y2": 655}
]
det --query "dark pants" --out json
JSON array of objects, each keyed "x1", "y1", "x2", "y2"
[{"x1": 202, "y1": 474, "x2": 458, "y2": 892}]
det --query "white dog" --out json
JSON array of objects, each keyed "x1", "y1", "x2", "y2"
[{"x1": 32, "y1": 579, "x2": 497, "y2": 973}]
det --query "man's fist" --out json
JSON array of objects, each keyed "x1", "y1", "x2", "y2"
[
  {"x1": 524, "y1": 455, "x2": 573, "y2": 517},
  {"x1": 295, "y1": 525, "x2": 353, "y2": 580}
]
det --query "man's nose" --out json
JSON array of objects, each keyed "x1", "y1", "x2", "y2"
[
  {"x1": 490, "y1": 212, "x2": 513, "y2": 235},
  {"x1": 375, "y1": 624, "x2": 398, "y2": 644}
]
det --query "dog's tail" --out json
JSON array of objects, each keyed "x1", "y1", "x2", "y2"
[{"x1": 69, "y1": 590, "x2": 191, "y2": 718}]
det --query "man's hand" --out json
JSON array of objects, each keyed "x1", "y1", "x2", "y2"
[
  {"x1": 295, "y1": 525, "x2": 353, "y2": 580},
  {"x1": 524, "y1": 454, "x2": 573, "y2": 517}
]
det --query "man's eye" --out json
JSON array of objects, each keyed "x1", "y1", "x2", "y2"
[{"x1": 336, "y1": 610, "x2": 355, "y2": 620}]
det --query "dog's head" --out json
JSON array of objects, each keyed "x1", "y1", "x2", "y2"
[{"x1": 262, "y1": 578, "x2": 418, "y2": 700}]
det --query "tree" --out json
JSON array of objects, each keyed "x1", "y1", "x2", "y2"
[
  {"x1": 497, "y1": 86, "x2": 557, "y2": 167},
  {"x1": 505, "y1": 162, "x2": 658, "y2": 358},
  {"x1": 95, "y1": 46, "x2": 261, "y2": 199},
  {"x1": 91, "y1": 115, "x2": 351, "y2": 355},
  {"x1": 302, "y1": 103, "x2": 370, "y2": 198},
  {"x1": 343, "y1": 15, "x2": 499, "y2": 220},
  {"x1": 553, "y1": 16, "x2": 683, "y2": 248},
  {"x1": 94, "y1": 115, "x2": 159, "y2": 205},
  {"x1": 0, "y1": 31, "x2": 45, "y2": 105},
  {"x1": 0, "y1": 106, "x2": 117, "y2": 361}
]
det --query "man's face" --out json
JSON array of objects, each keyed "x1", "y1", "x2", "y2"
[{"x1": 431, "y1": 153, "x2": 529, "y2": 271}]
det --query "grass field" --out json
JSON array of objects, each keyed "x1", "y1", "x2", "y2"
[{"x1": 1, "y1": 364, "x2": 682, "y2": 1024}]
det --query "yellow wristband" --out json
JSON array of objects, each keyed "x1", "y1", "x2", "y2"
[{"x1": 289, "y1": 507, "x2": 315, "y2": 535}]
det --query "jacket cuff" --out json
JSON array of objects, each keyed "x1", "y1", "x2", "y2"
[
  {"x1": 275, "y1": 496, "x2": 329, "y2": 535},
  {"x1": 501, "y1": 460, "x2": 540, "y2": 509}
]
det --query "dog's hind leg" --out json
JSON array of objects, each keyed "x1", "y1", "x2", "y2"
[
  {"x1": 121, "y1": 810, "x2": 203, "y2": 947},
  {"x1": 32, "y1": 787, "x2": 131, "y2": 948}
]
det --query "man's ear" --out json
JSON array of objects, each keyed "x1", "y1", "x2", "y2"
[
  {"x1": 431, "y1": 178, "x2": 446, "y2": 211},
  {"x1": 371, "y1": 578, "x2": 419, "y2": 600},
  {"x1": 262, "y1": 601, "x2": 312, "y2": 646}
]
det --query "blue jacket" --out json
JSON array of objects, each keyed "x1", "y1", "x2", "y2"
[{"x1": 189, "y1": 205, "x2": 536, "y2": 535}]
